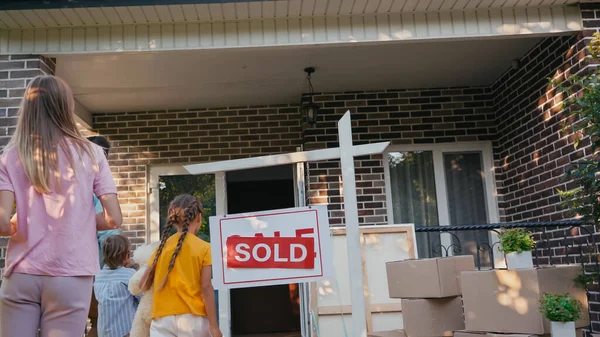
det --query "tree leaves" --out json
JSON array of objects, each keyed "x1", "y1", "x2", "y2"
[
  {"x1": 556, "y1": 33, "x2": 600, "y2": 224},
  {"x1": 158, "y1": 174, "x2": 216, "y2": 242}
]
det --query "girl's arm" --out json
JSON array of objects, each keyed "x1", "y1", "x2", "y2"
[
  {"x1": 97, "y1": 194, "x2": 122, "y2": 231},
  {"x1": 0, "y1": 190, "x2": 15, "y2": 236},
  {"x1": 201, "y1": 265, "x2": 222, "y2": 337}
]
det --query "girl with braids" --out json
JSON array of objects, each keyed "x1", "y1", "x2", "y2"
[{"x1": 140, "y1": 194, "x2": 222, "y2": 337}]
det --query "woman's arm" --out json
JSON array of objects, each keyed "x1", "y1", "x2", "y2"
[
  {"x1": 96, "y1": 212, "x2": 106, "y2": 229},
  {"x1": 201, "y1": 265, "x2": 222, "y2": 337},
  {"x1": 97, "y1": 194, "x2": 122, "y2": 231},
  {"x1": 0, "y1": 190, "x2": 15, "y2": 236}
]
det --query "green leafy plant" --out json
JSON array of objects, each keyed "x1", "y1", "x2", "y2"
[
  {"x1": 573, "y1": 266, "x2": 600, "y2": 289},
  {"x1": 554, "y1": 32, "x2": 600, "y2": 224},
  {"x1": 540, "y1": 293, "x2": 582, "y2": 322},
  {"x1": 574, "y1": 272, "x2": 596, "y2": 289},
  {"x1": 499, "y1": 228, "x2": 536, "y2": 253}
]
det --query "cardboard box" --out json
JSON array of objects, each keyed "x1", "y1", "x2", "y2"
[
  {"x1": 368, "y1": 330, "x2": 407, "y2": 337},
  {"x1": 454, "y1": 329, "x2": 584, "y2": 337},
  {"x1": 386, "y1": 256, "x2": 475, "y2": 298},
  {"x1": 461, "y1": 265, "x2": 589, "y2": 335},
  {"x1": 402, "y1": 297, "x2": 465, "y2": 337}
]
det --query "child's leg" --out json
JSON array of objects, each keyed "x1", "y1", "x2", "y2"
[
  {"x1": 87, "y1": 291, "x2": 99, "y2": 337},
  {"x1": 0, "y1": 273, "x2": 42, "y2": 337},
  {"x1": 39, "y1": 275, "x2": 93, "y2": 337}
]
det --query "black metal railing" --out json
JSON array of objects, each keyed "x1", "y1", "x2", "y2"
[{"x1": 415, "y1": 220, "x2": 600, "y2": 334}]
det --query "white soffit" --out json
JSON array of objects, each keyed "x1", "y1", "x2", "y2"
[
  {"x1": 0, "y1": 4, "x2": 583, "y2": 54},
  {"x1": 0, "y1": 0, "x2": 580, "y2": 28}
]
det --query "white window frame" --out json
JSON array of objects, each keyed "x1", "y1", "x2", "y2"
[{"x1": 383, "y1": 141, "x2": 501, "y2": 263}]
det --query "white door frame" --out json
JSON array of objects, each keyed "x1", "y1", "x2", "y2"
[
  {"x1": 293, "y1": 148, "x2": 312, "y2": 337},
  {"x1": 147, "y1": 163, "x2": 315, "y2": 337},
  {"x1": 146, "y1": 165, "x2": 232, "y2": 336}
]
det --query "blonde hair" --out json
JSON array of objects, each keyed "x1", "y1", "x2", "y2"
[{"x1": 7, "y1": 75, "x2": 97, "y2": 193}]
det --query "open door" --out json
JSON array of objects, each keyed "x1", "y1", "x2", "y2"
[{"x1": 293, "y1": 150, "x2": 313, "y2": 337}]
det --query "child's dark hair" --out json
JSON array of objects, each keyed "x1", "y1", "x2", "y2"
[
  {"x1": 140, "y1": 194, "x2": 203, "y2": 291},
  {"x1": 87, "y1": 135, "x2": 110, "y2": 156},
  {"x1": 102, "y1": 234, "x2": 130, "y2": 270}
]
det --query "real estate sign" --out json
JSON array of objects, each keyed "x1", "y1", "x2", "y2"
[{"x1": 209, "y1": 205, "x2": 333, "y2": 289}]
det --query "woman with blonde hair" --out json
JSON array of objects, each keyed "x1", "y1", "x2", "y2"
[{"x1": 0, "y1": 75, "x2": 122, "y2": 337}]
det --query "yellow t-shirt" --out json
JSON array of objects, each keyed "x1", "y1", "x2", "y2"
[{"x1": 149, "y1": 233, "x2": 212, "y2": 319}]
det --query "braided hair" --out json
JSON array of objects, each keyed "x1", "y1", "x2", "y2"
[{"x1": 139, "y1": 194, "x2": 203, "y2": 291}]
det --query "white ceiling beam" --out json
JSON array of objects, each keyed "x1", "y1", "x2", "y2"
[{"x1": 74, "y1": 99, "x2": 93, "y2": 130}]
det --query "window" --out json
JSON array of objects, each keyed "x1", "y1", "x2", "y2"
[
  {"x1": 158, "y1": 174, "x2": 216, "y2": 241},
  {"x1": 385, "y1": 143, "x2": 499, "y2": 260}
]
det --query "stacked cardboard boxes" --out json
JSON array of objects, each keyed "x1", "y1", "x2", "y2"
[
  {"x1": 457, "y1": 265, "x2": 589, "y2": 337},
  {"x1": 453, "y1": 331, "x2": 585, "y2": 337},
  {"x1": 368, "y1": 330, "x2": 407, "y2": 337},
  {"x1": 370, "y1": 256, "x2": 475, "y2": 337}
]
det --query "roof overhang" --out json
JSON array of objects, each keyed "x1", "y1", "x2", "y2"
[
  {"x1": 0, "y1": 0, "x2": 585, "y2": 55},
  {"x1": 0, "y1": 0, "x2": 253, "y2": 11}
]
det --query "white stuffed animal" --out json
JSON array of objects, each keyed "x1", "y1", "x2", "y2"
[{"x1": 128, "y1": 242, "x2": 159, "y2": 337}]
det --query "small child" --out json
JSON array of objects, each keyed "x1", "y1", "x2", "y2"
[
  {"x1": 95, "y1": 235, "x2": 139, "y2": 337},
  {"x1": 140, "y1": 194, "x2": 222, "y2": 337}
]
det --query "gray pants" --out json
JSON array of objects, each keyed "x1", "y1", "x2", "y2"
[{"x1": 0, "y1": 273, "x2": 93, "y2": 337}]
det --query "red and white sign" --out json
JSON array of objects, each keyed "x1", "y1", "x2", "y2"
[{"x1": 210, "y1": 206, "x2": 333, "y2": 289}]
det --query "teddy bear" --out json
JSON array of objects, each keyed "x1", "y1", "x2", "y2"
[{"x1": 128, "y1": 241, "x2": 159, "y2": 337}]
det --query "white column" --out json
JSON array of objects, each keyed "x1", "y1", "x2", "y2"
[
  {"x1": 215, "y1": 171, "x2": 232, "y2": 337},
  {"x1": 338, "y1": 111, "x2": 367, "y2": 337}
]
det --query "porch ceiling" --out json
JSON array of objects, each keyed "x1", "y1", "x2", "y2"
[
  {"x1": 56, "y1": 36, "x2": 543, "y2": 113},
  {"x1": 0, "y1": 0, "x2": 580, "y2": 28}
]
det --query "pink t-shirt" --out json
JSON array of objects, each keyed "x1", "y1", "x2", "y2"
[{"x1": 0, "y1": 141, "x2": 117, "y2": 277}]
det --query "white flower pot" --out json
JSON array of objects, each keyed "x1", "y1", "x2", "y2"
[
  {"x1": 551, "y1": 321, "x2": 576, "y2": 337},
  {"x1": 505, "y1": 251, "x2": 534, "y2": 270}
]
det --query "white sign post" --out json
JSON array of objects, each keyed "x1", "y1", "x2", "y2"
[
  {"x1": 338, "y1": 113, "x2": 368, "y2": 337},
  {"x1": 184, "y1": 111, "x2": 388, "y2": 337},
  {"x1": 209, "y1": 205, "x2": 334, "y2": 289}
]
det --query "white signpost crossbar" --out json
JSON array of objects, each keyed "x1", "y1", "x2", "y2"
[
  {"x1": 183, "y1": 111, "x2": 387, "y2": 337},
  {"x1": 184, "y1": 141, "x2": 389, "y2": 175}
]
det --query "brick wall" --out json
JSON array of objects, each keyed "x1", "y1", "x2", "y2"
[
  {"x1": 91, "y1": 88, "x2": 495, "y2": 231},
  {"x1": 92, "y1": 107, "x2": 303, "y2": 244},
  {"x1": 491, "y1": 4, "x2": 600, "y2": 224},
  {"x1": 0, "y1": 55, "x2": 55, "y2": 277},
  {"x1": 490, "y1": 4, "x2": 600, "y2": 331},
  {"x1": 491, "y1": 34, "x2": 585, "y2": 223},
  {"x1": 302, "y1": 89, "x2": 495, "y2": 225}
]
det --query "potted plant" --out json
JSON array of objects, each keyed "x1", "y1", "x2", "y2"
[
  {"x1": 540, "y1": 293, "x2": 582, "y2": 337},
  {"x1": 499, "y1": 228, "x2": 535, "y2": 270}
]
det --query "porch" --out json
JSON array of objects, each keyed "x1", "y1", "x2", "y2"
[
  {"x1": 77, "y1": 31, "x2": 593, "y2": 336},
  {"x1": 0, "y1": 1, "x2": 597, "y2": 337}
]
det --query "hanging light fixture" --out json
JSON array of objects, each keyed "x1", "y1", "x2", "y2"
[{"x1": 302, "y1": 67, "x2": 320, "y2": 125}]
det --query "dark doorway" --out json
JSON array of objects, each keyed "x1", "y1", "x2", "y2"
[{"x1": 226, "y1": 165, "x2": 301, "y2": 336}]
